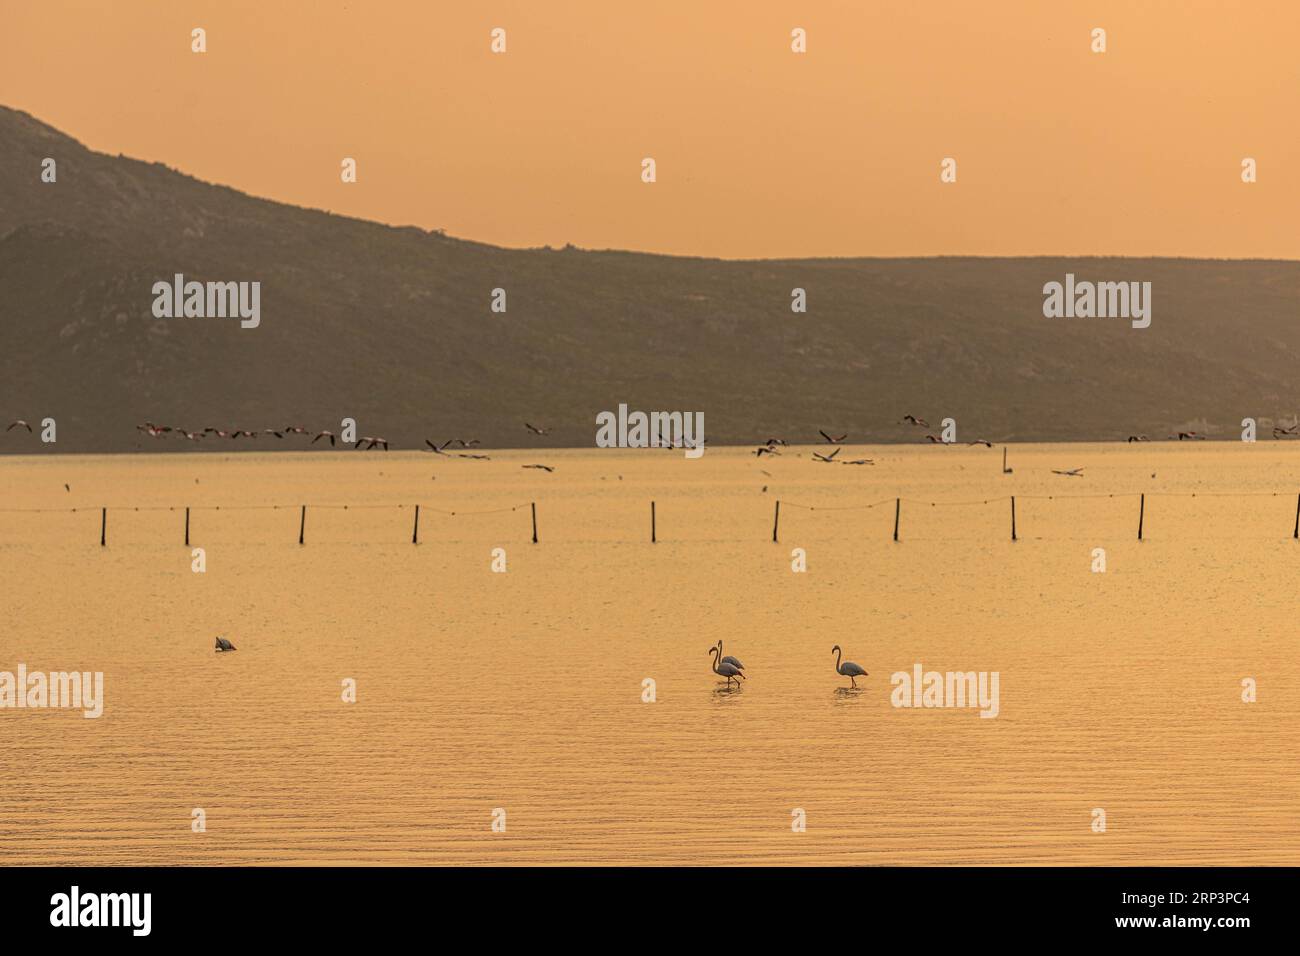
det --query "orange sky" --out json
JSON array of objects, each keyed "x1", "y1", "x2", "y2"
[{"x1": 3, "y1": 0, "x2": 1297, "y2": 259}]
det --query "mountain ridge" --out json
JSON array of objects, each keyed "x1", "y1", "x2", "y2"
[{"x1": 2, "y1": 104, "x2": 1298, "y2": 454}]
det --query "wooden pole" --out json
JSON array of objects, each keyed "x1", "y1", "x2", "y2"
[
  {"x1": 1293, "y1": 492, "x2": 1299, "y2": 539},
  {"x1": 893, "y1": 498, "x2": 900, "y2": 542},
  {"x1": 299, "y1": 505, "x2": 306, "y2": 545},
  {"x1": 412, "y1": 505, "x2": 420, "y2": 544},
  {"x1": 531, "y1": 502, "x2": 538, "y2": 543},
  {"x1": 1137, "y1": 494, "x2": 1145, "y2": 541},
  {"x1": 772, "y1": 500, "x2": 780, "y2": 543},
  {"x1": 185, "y1": 507, "x2": 190, "y2": 546},
  {"x1": 651, "y1": 501, "x2": 656, "y2": 543},
  {"x1": 1011, "y1": 496, "x2": 1017, "y2": 541},
  {"x1": 100, "y1": 507, "x2": 106, "y2": 547}
]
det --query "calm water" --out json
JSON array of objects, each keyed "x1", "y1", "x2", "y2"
[{"x1": 1, "y1": 443, "x2": 1297, "y2": 864}]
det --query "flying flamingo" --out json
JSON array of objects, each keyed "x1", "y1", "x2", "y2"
[
  {"x1": 312, "y1": 431, "x2": 337, "y2": 446},
  {"x1": 812, "y1": 448, "x2": 840, "y2": 463},
  {"x1": 831, "y1": 645, "x2": 868, "y2": 688},
  {"x1": 357, "y1": 437, "x2": 389, "y2": 450},
  {"x1": 709, "y1": 646, "x2": 744, "y2": 688},
  {"x1": 818, "y1": 430, "x2": 846, "y2": 443},
  {"x1": 524, "y1": 423, "x2": 548, "y2": 435},
  {"x1": 7, "y1": 420, "x2": 33, "y2": 432},
  {"x1": 901, "y1": 415, "x2": 929, "y2": 428}
]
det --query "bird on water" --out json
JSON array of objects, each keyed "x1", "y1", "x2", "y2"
[
  {"x1": 832, "y1": 645, "x2": 868, "y2": 688},
  {"x1": 715, "y1": 640, "x2": 745, "y2": 672},
  {"x1": 709, "y1": 646, "x2": 744, "y2": 688},
  {"x1": 214, "y1": 636, "x2": 237, "y2": 652}
]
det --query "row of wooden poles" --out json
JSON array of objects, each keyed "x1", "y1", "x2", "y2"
[
  {"x1": 85, "y1": 494, "x2": 1300, "y2": 546},
  {"x1": 93, "y1": 503, "x2": 541, "y2": 546},
  {"x1": 768, "y1": 493, "x2": 1300, "y2": 543}
]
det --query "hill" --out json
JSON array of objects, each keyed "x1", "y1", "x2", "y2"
[{"x1": 2, "y1": 105, "x2": 1298, "y2": 453}]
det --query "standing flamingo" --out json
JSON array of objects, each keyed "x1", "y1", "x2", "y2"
[
  {"x1": 715, "y1": 640, "x2": 745, "y2": 672},
  {"x1": 710, "y1": 646, "x2": 744, "y2": 688},
  {"x1": 831, "y1": 645, "x2": 868, "y2": 687}
]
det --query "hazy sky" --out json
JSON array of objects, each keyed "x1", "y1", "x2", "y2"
[{"x1": 3, "y1": 0, "x2": 1297, "y2": 259}]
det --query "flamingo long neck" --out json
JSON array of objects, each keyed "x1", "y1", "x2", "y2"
[
  {"x1": 710, "y1": 647, "x2": 720, "y2": 675},
  {"x1": 834, "y1": 647, "x2": 842, "y2": 672}
]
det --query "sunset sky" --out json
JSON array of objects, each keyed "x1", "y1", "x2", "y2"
[{"x1": 2, "y1": 0, "x2": 1297, "y2": 259}]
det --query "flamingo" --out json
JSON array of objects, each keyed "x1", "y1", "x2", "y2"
[
  {"x1": 1127, "y1": 435, "x2": 1149, "y2": 442},
  {"x1": 842, "y1": 458, "x2": 873, "y2": 465},
  {"x1": 967, "y1": 439, "x2": 994, "y2": 447},
  {"x1": 818, "y1": 430, "x2": 846, "y2": 443},
  {"x1": 710, "y1": 646, "x2": 744, "y2": 688},
  {"x1": 524, "y1": 422, "x2": 548, "y2": 435},
  {"x1": 901, "y1": 415, "x2": 929, "y2": 428},
  {"x1": 203, "y1": 427, "x2": 231, "y2": 438},
  {"x1": 522, "y1": 464, "x2": 554, "y2": 472},
  {"x1": 831, "y1": 645, "x2": 868, "y2": 687},
  {"x1": 357, "y1": 437, "x2": 389, "y2": 450},
  {"x1": 214, "y1": 636, "x2": 237, "y2": 652},
  {"x1": 812, "y1": 448, "x2": 840, "y2": 463},
  {"x1": 754, "y1": 446, "x2": 779, "y2": 457},
  {"x1": 715, "y1": 640, "x2": 744, "y2": 672},
  {"x1": 7, "y1": 420, "x2": 33, "y2": 432},
  {"x1": 312, "y1": 431, "x2": 337, "y2": 446},
  {"x1": 1052, "y1": 468, "x2": 1084, "y2": 477}
]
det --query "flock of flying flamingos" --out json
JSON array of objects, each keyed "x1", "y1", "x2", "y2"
[
  {"x1": 708, "y1": 639, "x2": 868, "y2": 689},
  {"x1": 113, "y1": 420, "x2": 560, "y2": 468},
  {"x1": 745, "y1": 415, "x2": 1300, "y2": 472},
  {"x1": 5, "y1": 415, "x2": 1298, "y2": 469}
]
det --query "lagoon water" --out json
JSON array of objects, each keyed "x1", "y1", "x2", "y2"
[{"x1": 0, "y1": 443, "x2": 1296, "y2": 865}]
